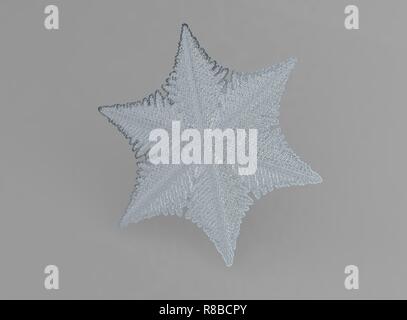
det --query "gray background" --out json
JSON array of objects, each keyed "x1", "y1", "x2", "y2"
[{"x1": 0, "y1": 0, "x2": 406, "y2": 299}]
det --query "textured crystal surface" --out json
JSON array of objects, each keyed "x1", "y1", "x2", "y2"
[{"x1": 99, "y1": 24, "x2": 322, "y2": 266}]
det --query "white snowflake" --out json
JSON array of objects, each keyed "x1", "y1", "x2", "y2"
[{"x1": 99, "y1": 24, "x2": 322, "y2": 266}]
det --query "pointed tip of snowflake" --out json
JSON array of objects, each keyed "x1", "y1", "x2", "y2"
[
  {"x1": 283, "y1": 57, "x2": 297, "y2": 73},
  {"x1": 310, "y1": 169, "x2": 323, "y2": 184},
  {"x1": 98, "y1": 105, "x2": 114, "y2": 121},
  {"x1": 224, "y1": 259, "x2": 234, "y2": 268},
  {"x1": 181, "y1": 23, "x2": 190, "y2": 31},
  {"x1": 98, "y1": 105, "x2": 105, "y2": 114},
  {"x1": 119, "y1": 215, "x2": 130, "y2": 228},
  {"x1": 218, "y1": 245, "x2": 236, "y2": 267},
  {"x1": 181, "y1": 23, "x2": 192, "y2": 34},
  {"x1": 222, "y1": 253, "x2": 234, "y2": 267},
  {"x1": 180, "y1": 23, "x2": 194, "y2": 42},
  {"x1": 286, "y1": 56, "x2": 298, "y2": 65}
]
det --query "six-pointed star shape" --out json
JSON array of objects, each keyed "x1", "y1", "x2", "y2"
[{"x1": 99, "y1": 24, "x2": 322, "y2": 266}]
